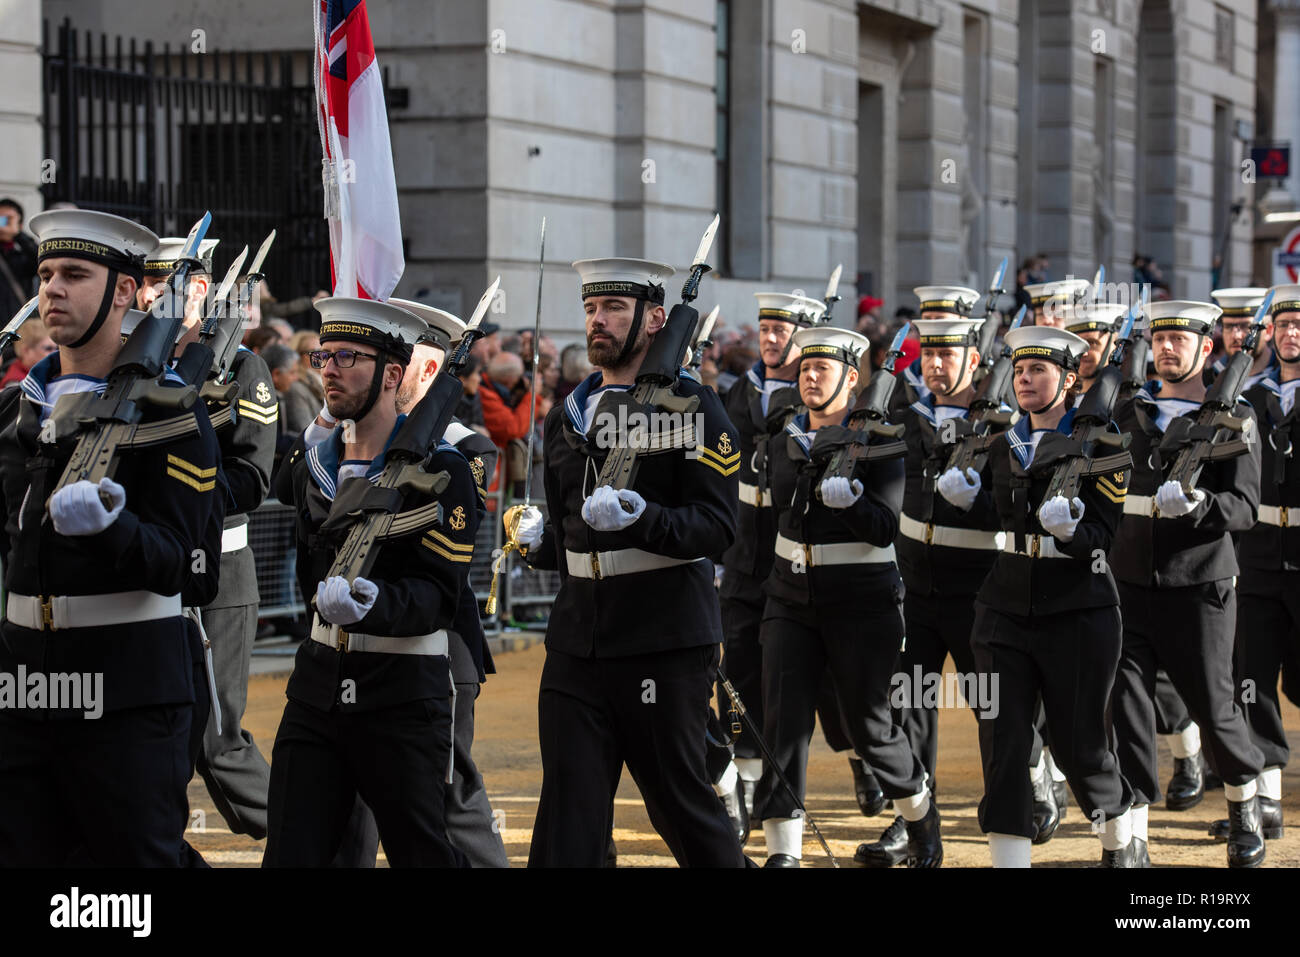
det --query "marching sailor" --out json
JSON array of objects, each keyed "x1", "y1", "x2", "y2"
[
  {"x1": 1206, "y1": 288, "x2": 1276, "y2": 390},
  {"x1": 1108, "y1": 300, "x2": 1267, "y2": 867},
  {"x1": 1024, "y1": 279, "x2": 1091, "y2": 329},
  {"x1": 936, "y1": 325, "x2": 1137, "y2": 867},
  {"x1": 1208, "y1": 283, "x2": 1300, "y2": 843},
  {"x1": 0, "y1": 209, "x2": 222, "y2": 864},
  {"x1": 266, "y1": 298, "x2": 477, "y2": 867},
  {"x1": 756, "y1": 326, "x2": 941, "y2": 868},
  {"x1": 392, "y1": 298, "x2": 508, "y2": 867},
  {"x1": 859, "y1": 293, "x2": 1002, "y2": 867},
  {"x1": 510, "y1": 257, "x2": 745, "y2": 867},
  {"x1": 893, "y1": 285, "x2": 978, "y2": 408},
  {"x1": 715, "y1": 291, "x2": 844, "y2": 841},
  {"x1": 140, "y1": 236, "x2": 279, "y2": 841},
  {"x1": 1066, "y1": 301, "x2": 1127, "y2": 401}
]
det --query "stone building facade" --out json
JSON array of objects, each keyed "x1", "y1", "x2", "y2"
[{"x1": 12, "y1": 0, "x2": 1273, "y2": 341}]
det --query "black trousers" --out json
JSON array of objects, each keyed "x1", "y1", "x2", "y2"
[
  {"x1": 753, "y1": 595, "x2": 924, "y2": 822},
  {"x1": 899, "y1": 590, "x2": 979, "y2": 784},
  {"x1": 971, "y1": 602, "x2": 1131, "y2": 839},
  {"x1": 720, "y1": 588, "x2": 765, "y2": 761},
  {"x1": 264, "y1": 696, "x2": 466, "y2": 867},
  {"x1": 0, "y1": 705, "x2": 192, "y2": 866},
  {"x1": 196, "y1": 602, "x2": 271, "y2": 838},
  {"x1": 529, "y1": 644, "x2": 744, "y2": 868},
  {"x1": 1238, "y1": 586, "x2": 1300, "y2": 769},
  {"x1": 1111, "y1": 581, "x2": 1264, "y2": 806},
  {"x1": 1153, "y1": 670, "x2": 1193, "y2": 737},
  {"x1": 816, "y1": 670, "x2": 856, "y2": 753}
]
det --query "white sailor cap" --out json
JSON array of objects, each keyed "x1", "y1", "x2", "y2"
[
  {"x1": 119, "y1": 308, "x2": 148, "y2": 340},
  {"x1": 387, "y1": 297, "x2": 467, "y2": 352},
  {"x1": 28, "y1": 208, "x2": 158, "y2": 281},
  {"x1": 912, "y1": 317, "x2": 984, "y2": 347},
  {"x1": 572, "y1": 258, "x2": 675, "y2": 305},
  {"x1": 791, "y1": 326, "x2": 870, "y2": 366},
  {"x1": 753, "y1": 292, "x2": 826, "y2": 327},
  {"x1": 913, "y1": 285, "x2": 980, "y2": 316},
  {"x1": 1004, "y1": 326, "x2": 1088, "y2": 370},
  {"x1": 1023, "y1": 279, "x2": 1092, "y2": 308},
  {"x1": 144, "y1": 237, "x2": 221, "y2": 276},
  {"x1": 1063, "y1": 302, "x2": 1128, "y2": 335},
  {"x1": 1267, "y1": 284, "x2": 1300, "y2": 317},
  {"x1": 1143, "y1": 300, "x2": 1222, "y2": 336},
  {"x1": 316, "y1": 297, "x2": 429, "y2": 364}
]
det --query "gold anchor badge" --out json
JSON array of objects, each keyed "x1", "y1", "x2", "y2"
[
  {"x1": 449, "y1": 505, "x2": 467, "y2": 531},
  {"x1": 1113, "y1": 472, "x2": 1125, "y2": 484},
  {"x1": 718, "y1": 432, "x2": 732, "y2": 456},
  {"x1": 255, "y1": 382, "x2": 272, "y2": 404}
]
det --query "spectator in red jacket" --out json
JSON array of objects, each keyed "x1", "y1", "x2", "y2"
[{"x1": 480, "y1": 351, "x2": 550, "y2": 448}]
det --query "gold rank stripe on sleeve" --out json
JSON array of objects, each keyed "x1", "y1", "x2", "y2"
[
  {"x1": 421, "y1": 527, "x2": 475, "y2": 563},
  {"x1": 236, "y1": 399, "x2": 279, "y2": 426},
  {"x1": 1096, "y1": 475, "x2": 1127, "y2": 504},
  {"x1": 695, "y1": 444, "x2": 741, "y2": 477},
  {"x1": 166, "y1": 453, "x2": 218, "y2": 492}
]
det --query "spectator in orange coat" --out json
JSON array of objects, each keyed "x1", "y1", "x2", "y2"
[{"x1": 480, "y1": 351, "x2": 550, "y2": 448}]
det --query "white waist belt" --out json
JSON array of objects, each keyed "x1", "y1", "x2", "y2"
[
  {"x1": 1001, "y1": 535, "x2": 1071, "y2": 560},
  {"x1": 6, "y1": 590, "x2": 183, "y2": 632},
  {"x1": 775, "y1": 533, "x2": 896, "y2": 567},
  {"x1": 1123, "y1": 494, "x2": 1157, "y2": 518},
  {"x1": 739, "y1": 482, "x2": 771, "y2": 508},
  {"x1": 565, "y1": 548, "x2": 705, "y2": 580},
  {"x1": 221, "y1": 523, "x2": 248, "y2": 553},
  {"x1": 899, "y1": 514, "x2": 1006, "y2": 551},
  {"x1": 1259, "y1": 504, "x2": 1293, "y2": 528},
  {"x1": 310, "y1": 616, "x2": 449, "y2": 656}
]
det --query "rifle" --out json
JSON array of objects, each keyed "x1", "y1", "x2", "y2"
[
  {"x1": 210, "y1": 229, "x2": 276, "y2": 388},
  {"x1": 821, "y1": 264, "x2": 842, "y2": 323},
  {"x1": 943, "y1": 305, "x2": 1027, "y2": 475},
  {"x1": 173, "y1": 245, "x2": 249, "y2": 406},
  {"x1": 594, "y1": 215, "x2": 718, "y2": 505},
  {"x1": 0, "y1": 296, "x2": 40, "y2": 353},
  {"x1": 688, "y1": 304, "x2": 719, "y2": 374},
  {"x1": 1039, "y1": 306, "x2": 1140, "y2": 515},
  {"x1": 44, "y1": 212, "x2": 211, "y2": 511},
  {"x1": 812, "y1": 323, "x2": 910, "y2": 496},
  {"x1": 316, "y1": 277, "x2": 499, "y2": 598},
  {"x1": 1160, "y1": 289, "x2": 1274, "y2": 496},
  {"x1": 970, "y1": 257, "x2": 1008, "y2": 387},
  {"x1": 1119, "y1": 285, "x2": 1152, "y2": 396}
]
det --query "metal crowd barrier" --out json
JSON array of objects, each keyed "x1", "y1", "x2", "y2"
[{"x1": 249, "y1": 498, "x2": 305, "y2": 618}]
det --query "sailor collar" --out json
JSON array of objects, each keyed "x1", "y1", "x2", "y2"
[
  {"x1": 902, "y1": 359, "x2": 931, "y2": 401},
  {"x1": 306, "y1": 414, "x2": 460, "y2": 501},
  {"x1": 785, "y1": 408, "x2": 853, "y2": 457},
  {"x1": 1006, "y1": 405, "x2": 1078, "y2": 469},
  {"x1": 20, "y1": 350, "x2": 184, "y2": 406},
  {"x1": 563, "y1": 368, "x2": 694, "y2": 434},
  {"x1": 745, "y1": 359, "x2": 796, "y2": 392}
]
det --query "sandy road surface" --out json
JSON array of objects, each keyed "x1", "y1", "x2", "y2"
[{"x1": 189, "y1": 642, "x2": 1300, "y2": 868}]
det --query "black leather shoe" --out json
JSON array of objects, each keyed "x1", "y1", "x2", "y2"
[
  {"x1": 1052, "y1": 778, "x2": 1069, "y2": 821},
  {"x1": 1165, "y1": 753, "x2": 1205, "y2": 811},
  {"x1": 904, "y1": 803, "x2": 943, "y2": 868},
  {"x1": 1210, "y1": 795, "x2": 1283, "y2": 841},
  {"x1": 1101, "y1": 840, "x2": 1140, "y2": 867},
  {"x1": 763, "y1": 853, "x2": 800, "y2": 868},
  {"x1": 1204, "y1": 769, "x2": 1224, "y2": 791},
  {"x1": 1226, "y1": 796, "x2": 1266, "y2": 868},
  {"x1": 1032, "y1": 771, "x2": 1060, "y2": 845},
  {"x1": 1133, "y1": 836, "x2": 1151, "y2": 867},
  {"x1": 854, "y1": 815, "x2": 907, "y2": 867},
  {"x1": 851, "y1": 758, "x2": 887, "y2": 817},
  {"x1": 720, "y1": 779, "x2": 750, "y2": 845}
]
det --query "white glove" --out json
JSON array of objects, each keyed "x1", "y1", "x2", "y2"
[
  {"x1": 819, "y1": 476, "x2": 864, "y2": 509},
  {"x1": 49, "y1": 478, "x2": 126, "y2": 536},
  {"x1": 1037, "y1": 495, "x2": 1084, "y2": 542},
  {"x1": 514, "y1": 506, "x2": 544, "y2": 549},
  {"x1": 315, "y1": 575, "x2": 378, "y2": 627},
  {"x1": 937, "y1": 467, "x2": 981, "y2": 511},
  {"x1": 1155, "y1": 480, "x2": 1204, "y2": 518},
  {"x1": 581, "y1": 485, "x2": 646, "y2": 531}
]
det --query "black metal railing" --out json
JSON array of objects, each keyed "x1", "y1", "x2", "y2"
[{"x1": 41, "y1": 17, "x2": 330, "y2": 300}]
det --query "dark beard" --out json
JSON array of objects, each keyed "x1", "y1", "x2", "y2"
[
  {"x1": 325, "y1": 385, "x2": 368, "y2": 423},
  {"x1": 394, "y1": 374, "x2": 417, "y2": 414},
  {"x1": 587, "y1": 331, "x2": 628, "y2": 370}
]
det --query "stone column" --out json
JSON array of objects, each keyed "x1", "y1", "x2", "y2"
[{"x1": 1274, "y1": 0, "x2": 1300, "y2": 208}]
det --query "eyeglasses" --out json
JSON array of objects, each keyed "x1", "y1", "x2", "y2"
[
  {"x1": 308, "y1": 348, "x2": 379, "y2": 369},
  {"x1": 1275, "y1": 319, "x2": 1300, "y2": 334}
]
